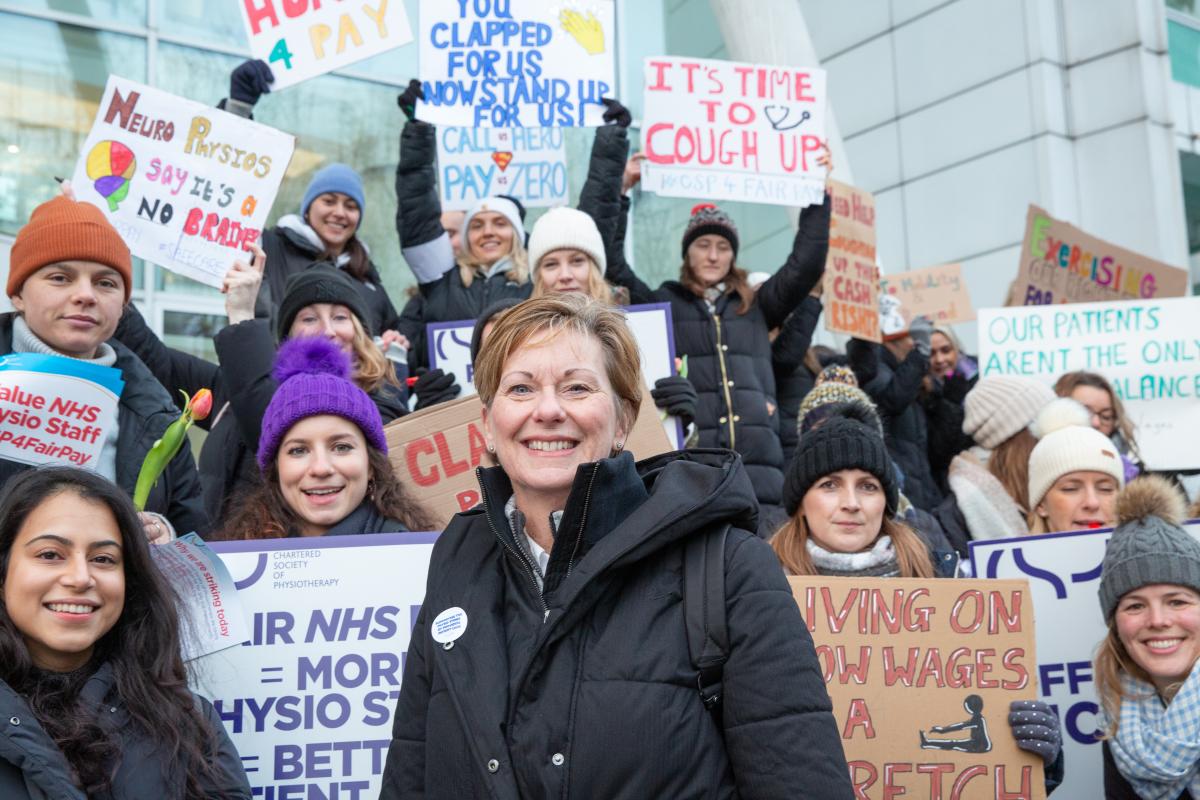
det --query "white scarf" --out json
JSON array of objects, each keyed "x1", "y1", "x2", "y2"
[
  {"x1": 946, "y1": 453, "x2": 1028, "y2": 542},
  {"x1": 1110, "y1": 665, "x2": 1200, "y2": 800}
]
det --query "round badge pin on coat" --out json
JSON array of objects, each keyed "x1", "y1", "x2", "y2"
[{"x1": 432, "y1": 606, "x2": 468, "y2": 644}]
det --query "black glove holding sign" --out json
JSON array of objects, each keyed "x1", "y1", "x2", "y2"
[
  {"x1": 412, "y1": 368, "x2": 460, "y2": 411},
  {"x1": 651, "y1": 376, "x2": 698, "y2": 429}
]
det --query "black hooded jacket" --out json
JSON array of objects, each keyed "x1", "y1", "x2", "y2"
[{"x1": 381, "y1": 448, "x2": 853, "y2": 799}]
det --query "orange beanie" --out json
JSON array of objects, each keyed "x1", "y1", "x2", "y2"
[{"x1": 8, "y1": 197, "x2": 132, "y2": 300}]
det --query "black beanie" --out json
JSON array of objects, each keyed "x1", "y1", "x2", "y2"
[
  {"x1": 681, "y1": 203, "x2": 739, "y2": 258},
  {"x1": 274, "y1": 264, "x2": 372, "y2": 342},
  {"x1": 470, "y1": 297, "x2": 524, "y2": 364},
  {"x1": 783, "y1": 412, "x2": 898, "y2": 517}
]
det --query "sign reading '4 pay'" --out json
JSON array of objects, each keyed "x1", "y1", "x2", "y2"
[{"x1": 240, "y1": 0, "x2": 414, "y2": 90}]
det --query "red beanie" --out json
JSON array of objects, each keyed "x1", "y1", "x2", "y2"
[{"x1": 8, "y1": 197, "x2": 132, "y2": 300}]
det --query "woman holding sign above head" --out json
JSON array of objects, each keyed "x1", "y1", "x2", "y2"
[
  {"x1": 0, "y1": 466, "x2": 250, "y2": 798},
  {"x1": 1095, "y1": 475, "x2": 1200, "y2": 800},
  {"x1": 219, "y1": 336, "x2": 435, "y2": 539},
  {"x1": 381, "y1": 294, "x2": 854, "y2": 800},
  {"x1": 2, "y1": 196, "x2": 207, "y2": 540}
]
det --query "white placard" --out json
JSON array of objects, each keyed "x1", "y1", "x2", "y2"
[
  {"x1": 417, "y1": 0, "x2": 616, "y2": 127},
  {"x1": 150, "y1": 533, "x2": 250, "y2": 661},
  {"x1": 240, "y1": 0, "x2": 414, "y2": 89},
  {"x1": 192, "y1": 532, "x2": 438, "y2": 799},
  {"x1": 978, "y1": 297, "x2": 1200, "y2": 471},
  {"x1": 641, "y1": 57, "x2": 828, "y2": 207},
  {"x1": 0, "y1": 352, "x2": 123, "y2": 470},
  {"x1": 970, "y1": 523, "x2": 1200, "y2": 800},
  {"x1": 70, "y1": 76, "x2": 296, "y2": 289},
  {"x1": 437, "y1": 126, "x2": 568, "y2": 210}
]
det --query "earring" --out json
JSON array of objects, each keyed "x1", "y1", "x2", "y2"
[
  {"x1": 367, "y1": 478, "x2": 376, "y2": 502},
  {"x1": 614, "y1": 441, "x2": 624, "y2": 452},
  {"x1": 487, "y1": 442, "x2": 495, "y2": 453}
]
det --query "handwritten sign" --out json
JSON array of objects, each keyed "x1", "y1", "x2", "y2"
[
  {"x1": 418, "y1": 0, "x2": 616, "y2": 127},
  {"x1": 1014, "y1": 204, "x2": 1188, "y2": 306},
  {"x1": 426, "y1": 303, "x2": 685, "y2": 448},
  {"x1": 0, "y1": 352, "x2": 123, "y2": 470},
  {"x1": 823, "y1": 180, "x2": 880, "y2": 341},
  {"x1": 791, "y1": 576, "x2": 1045, "y2": 799},
  {"x1": 437, "y1": 126, "x2": 568, "y2": 210},
  {"x1": 979, "y1": 296, "x2": 1200, "y2": 470},
  {"x1": 70, "y1": 76, "x2": 296, "y2": 289},
  {"x1": 640, "y1": 57, "x2": 827, "y2": 207},
  {"x1": 150, "y1": 533, "x2": 249, "y2": 661},
  {"x1": 239, "y1": 0, "x2": 413, "y2": 89},
  {"x1": 969, "y1": 525, "x2": 1200, "y2": 800},
  {"x1": 194, "y1": 533, "x2": 438, "y2": 799},
  {"x1": 881, "y1": 263, "x2": 975, "y2": 326}
]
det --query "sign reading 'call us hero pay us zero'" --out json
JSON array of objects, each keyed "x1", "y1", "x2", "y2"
[
  {"x1": 641, "y1": 57, "x2": 828, "y2": 207},
  {"x1": 71, "y1": 76, "x2": 296, "y2": 289},
  {"x1": 239, "y1": 0, "x2": 413, "y2": 89}
]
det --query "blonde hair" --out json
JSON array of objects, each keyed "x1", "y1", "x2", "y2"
[
  {"x1": 771, "y1": 513, "x2": 935, "y2": 578},
  {"x1": 531, "y1": 253, "x2": 613, "y2": 305},
  {"x1": 1094, "y1": 623, "x2": 1159, "y2": 738},
  {"x1": 347, "y1": 315, "x2": 397, "y2": 394},
  {"x1": 989, "y1": 429, "x2": 1038, "y2": 513},
  {"x1": 456, "y1": 226, "x2": 529, "y2": 288},
  {"x1": 474, "y1": 294, "x2": 641, "y2": 432}
]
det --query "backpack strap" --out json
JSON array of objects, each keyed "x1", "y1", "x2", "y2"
[{"x1": 683, "y1": 523, "x2": 731, "y2": 720}]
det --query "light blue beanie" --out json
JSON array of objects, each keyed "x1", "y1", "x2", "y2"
[{"x1": 301, "y1": 163, "x2": 366, "y2": 222}]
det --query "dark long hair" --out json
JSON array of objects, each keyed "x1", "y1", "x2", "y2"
[
  {"x1": 0, "y1": 467, "x2": 220, "y2": 798},
  {"x1": 331, "y1": 236, "x2": 372, "y2": 282},
  {"x1": 218, "y1": 447, "x2": 438, "y2": 539}
]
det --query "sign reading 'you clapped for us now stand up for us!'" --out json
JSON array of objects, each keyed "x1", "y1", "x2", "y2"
[{"x1": 70, "y1": 76, "x2": 296, "y2": 289}]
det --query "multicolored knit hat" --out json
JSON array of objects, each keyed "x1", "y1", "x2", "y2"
[
  {"x1": 799, "y1": 381, "x2": 881, "y2": 437},
  {"x1": 257, "y1": 337, "x2": 386, "y2": 471},
  {"x1": 785, "y1": 404, "x2": 898, "y2": 517},
  {"x1": 681, "y1": 203, "x2": 739, "y2": 258}
]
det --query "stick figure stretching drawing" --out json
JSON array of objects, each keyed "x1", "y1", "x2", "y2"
[{"x1": 919, "y1": 694, "x2": 992, "y2": 753}]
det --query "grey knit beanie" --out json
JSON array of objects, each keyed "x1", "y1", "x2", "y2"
[
  {"x1": 1099, "y1": 475, "x2": 1200, "y2": 620},
  {"x1": 963, "y1": 376, "x2": 1055, "y2": 449}
]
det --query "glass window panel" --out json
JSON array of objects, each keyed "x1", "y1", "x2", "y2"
[
  {"x1": 4, "y1": 0, "x2": 145, "y2": 26},
  {"x1": 157, "y1": 0, "x2": 247, "y2": 51},
  {"x1": 0, "y1": 12, "x2": 146, "y2": 236},
  {"x1": 162, "y1": 308, "x2": 226, "y2": 363},
  {"x1": 1169, "y1": 19, "x2": 1200, "y2": 89}
]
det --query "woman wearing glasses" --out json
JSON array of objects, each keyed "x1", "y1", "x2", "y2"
[{"x1": 1054, "y1": 371, "x2": 1143, "y2": 482}]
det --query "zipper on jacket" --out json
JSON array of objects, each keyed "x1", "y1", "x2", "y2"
[
  {"x1": 712, "y1": 314, "x2": 737, "y2": 448},
  {"x1": 475, "y1": 467, "x2": 551, "y2": 620},
  {"x1": 562, "y1": 463, "x2": 600, "y2": 583}
]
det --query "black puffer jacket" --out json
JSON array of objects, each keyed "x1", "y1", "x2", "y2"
[
  {"x1": 0, "y1": 664, "x2": 250, "y2": 799},
  {"x1": 113, "y1": 307, "x2": 407, "y2": 522},
  {"x1": 848, "y1": 339, "x2": 942, "y2": 512},
  {"x1": 772, "y1": 295, "x2": 822, "y2": 465},
  {"x1": 0, "y1": 314, "x2": 207, "y2": 534},
  {"x1": 605, "y1": 201, "x2": 830, "y2": 533},
  {"x1": 381, "y1": 449, "x2": 852, "y2": 799}
]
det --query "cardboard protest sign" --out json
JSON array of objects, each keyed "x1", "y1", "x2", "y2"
[
  {"x1": 978, "y1": 296, "x2": 1200, "y2": 470},
  {"x1": 823, "y1": 180, "x2": 880, "y2": 341},
  {"x1": 239, "y1": 0, "x2": 413, "y2": 89},
  {"x1": 427, "y1": 303, "x2": 685, "y2": 448},
  {"x1": 880, "y1": 263, "x2": 975, "y2": 326},
  {"x1": 1014, "y1": 204, "x2": 1188, "y2": 306},
  {"x1": 0, "y1": 352, "x2": 123, "y2": 470},
  {"x1": 437, "y1": 126, "x2": 568, "y2": 210},
  {"x1": 418, "y1": 0, "x2": 616, "y2": 127},
  {"x1": 385, "y1": 387, "x2": 672, "y2": 529},
  {"x1": 70, "y1": 76, "x2": 295, "y2": 289},
  {"x1": 150, "y1": 533, "x2": 249, "y2": 661},
  {"x1": 969, "y1": 524, "x2": 1200, "y2": 800},
  {"x1": 640, "y1": 57, "x2": 828, "y2": 207},
  {"x1": 791, "y1": 576, "x2": 1045, "y2": 799},
  {"x1": 194, "y1": 533, "x2": 438, "y2": 798}
]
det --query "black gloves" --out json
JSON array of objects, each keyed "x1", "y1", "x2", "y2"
[
  {"x1": 1008, "y1": 700, "x2": 1062, "y2": 766},
  {"x1": 230, "y1": 60, "x2": 273, "y2": 107},
  {"x1": 601, "y1": 97, "x2": 631, "y2": 128},
  {"x1": 397, "y1": 79, "x2": 425, "y2": 121},
  {"x1": 413, "y1": 368, "x2": 460, "y2": 410},
  {"x1": 651, "y1": 376, "x2": 698, "y2": 429}
]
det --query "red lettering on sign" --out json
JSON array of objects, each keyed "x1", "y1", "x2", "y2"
[{"x1": 405, "y1": 439, "x2": 438, "y2": 487}]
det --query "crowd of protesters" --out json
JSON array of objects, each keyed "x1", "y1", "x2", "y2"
[{"x1": 1, "y1": 58, "x2": 1198, "y2": 798}]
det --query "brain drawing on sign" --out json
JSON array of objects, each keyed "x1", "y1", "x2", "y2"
[{"x1": 86, "y1": 140, "x2": 137, "y2": 212}]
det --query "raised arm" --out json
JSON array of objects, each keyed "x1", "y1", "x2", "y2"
[
  {"x1": 755, "y1": 195, "x2": 831, "y2": 329},
  {"x1": 395, "y1": 80, "x2": 455, "y2": 285}
]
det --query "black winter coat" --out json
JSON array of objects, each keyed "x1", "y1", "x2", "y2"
[
  {"x1": 772, "y1": 295, "x2": 822, "y2": 465},
  {"x1": 113, "y1": 307, "x2": 407, "y2": 522},
  {"x1": 0, "y1": 663, "x2": 250, "y2": 799},
  {"x1": 0, "y1": 314, "x2": 207, "y2": 534},
  {"x1": 255, "y1": 221, "x2": 401, "y2": 337},
  {"x1": 606, "y1": 201, "x2": 831, "y2": 532},
  {"x1": 848, "y1": 339, "x2": 943, "y2": 512},
  {"x1": 381, "y1": 449, "x2": 853, "y2": 799},
  {"x1": 323, "y1": 500, "x2": 410, "y2": 535}
]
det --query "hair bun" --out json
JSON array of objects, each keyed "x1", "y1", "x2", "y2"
[
  {"x1": 272, "y1": 336, "x2": 352, "y2": 384},
  {"x1": 1031, "y1": 397, "x2": 1091, "y2": 439},
  {"x1": 1117, "y1": 474, "x2": 1187, "y2": 528}
]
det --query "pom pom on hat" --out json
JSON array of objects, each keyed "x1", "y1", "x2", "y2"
[
  {"x1": 272, "y1": 336, "x2": 352, "y2": 384},
  {"x1": 1031, "y1": 397, "x2": 1091, "y2": 439}
]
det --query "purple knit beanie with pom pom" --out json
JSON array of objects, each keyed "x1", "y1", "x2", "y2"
[{"x1": 256, "y1": 337, "x2": 387, "y2": 471}]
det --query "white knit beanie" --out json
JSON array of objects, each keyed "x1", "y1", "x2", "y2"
[
  {"x1": 460, "y1": 196, "x2": 525, "y2": 256},
  {"x1": 527, "y1": 207, "x2": 606, "y2": 272},
  {"x1": 962, "y1": 375, "x2": 1055, "y2": 449},
  {"x1": 1028, "y1": 397, "x2": 1125, "y2": 507}
]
